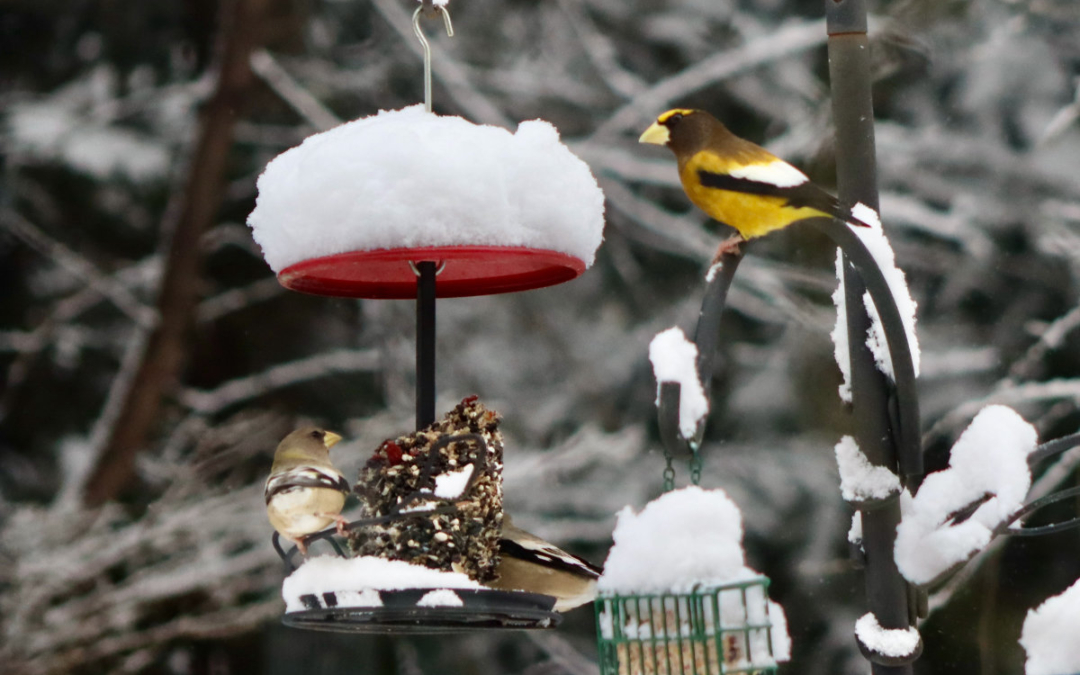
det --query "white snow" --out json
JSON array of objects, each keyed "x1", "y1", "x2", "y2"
[
  {"x1": 831, "y1": 204, "x2": 921, "y2": 402},
  {"x1": 852, "y1": 203, "x2": 921, "y2": 380},
  {"x1": 418, "y1": 0, "x2": 450, "y2": 6},
  {"x1": 895, "y1": 405, "x2": 1037, "y2": 585},
  {"x1": 705, "y1": 260, "x2": 724, "y2": 282},
  {"x1": 832, "y1": 251, "x2": 853, "y2": 403},
  {"x1": 848, "y1": 511, "x2": 863, "y2": 545},
  {"x1": 433, "y1": 464, "x2": 474, "y2": 499},
  {"x1": 598, "y1": 486, "x2": 747, "y2": 594},
  {"x1": 729, "y1": 160, "x2": 808, "y2": 188},
  {"x1": 247, "y1": 105, "x2": 605, "y2": 273},
  {"x1": 8, "y1": 102, "x2": 169, "y2": 182},
  {"x1": 416, "y1": 589, "x2": 464, "y2": 607},
  {"x1": 649, "y1": 327, "x2": 709, "y2": 440},
  {"x1": 854, "y1": 612, "x2": 921, "y2": 659},
  {"x1": 1022, "y1": 578, "x2": 1080, "y2": 675},
  {"x1": 597, "y1": 487, "x2": 791, "y2": 663},
  {"x1": 834, "y1": 435, "x2": 901, "y2": 502},
  {"x1": 333, "y1": 589, "x2": 383, "y2": 608},
  {"x1": 282, "y1": 555, "x2": 481, "y2": 613}
]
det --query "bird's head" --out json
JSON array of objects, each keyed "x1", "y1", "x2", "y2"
[
  {"x1": 639, "y1": 109, "x2": 724, "y2": 157},
  {"x1": 275, "y1": 426, "x2": 343, "y2": 461}
]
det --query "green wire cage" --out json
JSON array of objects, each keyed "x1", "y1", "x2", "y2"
[{"x1": 595, "y1": 577, "x2": 780, "y2": 675}]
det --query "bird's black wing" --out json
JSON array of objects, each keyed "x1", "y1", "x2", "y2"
[
  {"x1": 697, "y1": 169, "x2": 869, "y2": 227},
  {"x1": 499, "y1": 538, "x2": 604, "y2": 579},
  {"x1": 265, "y1": 467, "x2": 351, "y2": 504}
]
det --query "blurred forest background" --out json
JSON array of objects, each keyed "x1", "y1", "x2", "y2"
[{"x1": 2, "y1": 0, "x2": 1080, "y2": 673}]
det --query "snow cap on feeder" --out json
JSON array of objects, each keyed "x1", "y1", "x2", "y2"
[
  {"x1": 247, "y1": 105, "x2": 605, "y2": 297},
  {"x1": 595, "y1": 486, "x2": 792, "y2": 667}
]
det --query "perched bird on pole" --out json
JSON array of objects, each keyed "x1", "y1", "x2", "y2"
[
  {"x1": 640, "y1": 108, "x2": 870, "y2": 258},
  {"x1": 486, "y1": 516, "x2": 603, "y2": 612},
  {"x1": 265, "y1": 427, "x2": 351, "y2": 555}
]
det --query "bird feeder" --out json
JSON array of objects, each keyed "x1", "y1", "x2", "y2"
[
  {"x1": 593, "y1": 256, "x2": 787, "y2": 674},
  {"x1": 596, "y1": 579, "x2": 779, "y2": 675},
  {"x1": 247, "y1": 1, "x2": 604, "y2": 632}
]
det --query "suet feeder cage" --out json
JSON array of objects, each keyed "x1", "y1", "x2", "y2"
[
  {"x1": 248, "y1": 0, "x2": 603, "y2": 633},
  {"x1": 596, "y1": 579, "x2": 780, "y2": 675}
]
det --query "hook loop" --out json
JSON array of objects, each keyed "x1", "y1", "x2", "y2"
[{"x1": 411, "y1": 3, "x2": 454, "y2": 113}]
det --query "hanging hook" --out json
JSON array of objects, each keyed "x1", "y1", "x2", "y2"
[{"x1": 412, "y1": 2, "x2": 454, "y2": 113}]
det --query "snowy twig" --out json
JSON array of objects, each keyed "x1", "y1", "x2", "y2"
[
  {"x1": 249, "y1": 49, "x2": 342, "y2": 132},
  {"x1": 555, "y1": 0, "x2": 646, "y2": 99},
  {"x1": 196, "y1": 277, "x2": 283, "y2": 324},
  {"x1": 0, "y1": 207, "x2": 157, "y2": 328},
  {"x1": 179, "y1": 349, "x2": 382, "y2": 414},
  {"x1": 592, "y1": 20, "x2": 827, "y2": 139},
  {"x1": 1009, "y1": 305, "x2": 1080, "y2": 381},
  {"x1": 524, "y1": 631, "x2": 598, "y2": 675},
  {"x1": 927, "y1": 379, "x2": 1080, "y2": 441},
  {"x1": 598, "y1": 177, "x2": 717, "y2": 260}
]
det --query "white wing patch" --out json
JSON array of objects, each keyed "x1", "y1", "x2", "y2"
[
  {"x1": 265, "y1": 465, "x2": 349, "y2": 502},
  {"x1": 729, "y1": 160, "x2": 808, "y2": 188}
]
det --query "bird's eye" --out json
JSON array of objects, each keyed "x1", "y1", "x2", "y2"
[
  {"x1": 667, "y1": 112, "x2": 684, "y2": 126},
  {"x1": 310, "y1": 430, "x2": 324, "y2": 440}
]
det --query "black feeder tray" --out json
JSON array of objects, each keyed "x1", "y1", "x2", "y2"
[
  {"x1": 283, "y1": 588, "x2": 562, "y2": 633},
  {"x1": 272, "y1": 434, "x2": 567, "y2": 633}
]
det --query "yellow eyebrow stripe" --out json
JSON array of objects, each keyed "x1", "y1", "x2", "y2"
[{"x1": 657, "y1": 108, "x2": 697, "y2": 124}]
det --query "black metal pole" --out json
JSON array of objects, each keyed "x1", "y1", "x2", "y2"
[
  {"x1": 416, "y1": 261, "x2": 437, "y2": 430},
  {"x1": 827, "y1": 0, "x2": 919, "y2": 672}
]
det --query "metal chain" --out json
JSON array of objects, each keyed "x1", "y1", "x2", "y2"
[
  {"x1": 662, "y1": 454, "x2": 676, "y2": 492},
  {"x1": 689, "y1": 450, "x2": 703, "y2": 485}
]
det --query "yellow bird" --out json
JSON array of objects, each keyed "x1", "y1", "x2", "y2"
[
  {"x1": 640, "y1": 108, "x2": 869, "y2": 257},
  {"x1": 265, "y1": 427, "x2": 351, "y2": 556}
]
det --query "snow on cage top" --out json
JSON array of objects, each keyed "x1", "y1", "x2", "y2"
[{"x1": 247, "y1": 106, "x2": 605, "y2": 296}]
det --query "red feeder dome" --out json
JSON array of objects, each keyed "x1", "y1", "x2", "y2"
[{"x1": 277, "y1": 245, "x2": 586, "y2": 299}]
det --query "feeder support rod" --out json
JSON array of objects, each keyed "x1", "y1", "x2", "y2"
[
  {"x1": 412, "y1": 4, "x2": 454, "y2": 113},
  {"x1": 416, "y1": 261, "x2": 438, "y2": 429}
]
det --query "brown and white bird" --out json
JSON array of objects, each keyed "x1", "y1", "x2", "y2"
[
  {"x1": 486, "y1": 516, "x2": 604, "y2": 612},
  {"x1": 265, "y1": 427, "x2": 351, "y2": 556}
]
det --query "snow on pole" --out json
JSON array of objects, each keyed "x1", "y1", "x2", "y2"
[
  {"x1": 648, "y1": 327, "x2": 709, "y2": 440},
  {"x1": 894, "y1": 405, "x2": 1037, "y2": 585},
  {"x1": 854, "y1": 612, "x2": 922, "y2": 661},
  {"x1": 831, "y1": 250, "x2": 853, "y2": 403},
  {"x1": 830, "y1": 204, "x2": 920, "y2": 402},
  {"x1": 247, "y1": 105, "x2": 605, "y2": 273},
  {"x1": 834, "y1": 435, "x2": 902, "y2": 503},
  {"x1": 1021, "y1": 577, "x2": 1080, "y2": 675}
]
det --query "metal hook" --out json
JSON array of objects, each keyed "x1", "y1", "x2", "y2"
[{"x1": 411, "y1": 3, "x2": 454, "y2": 113}]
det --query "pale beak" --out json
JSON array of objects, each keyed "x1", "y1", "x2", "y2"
[
  {"x1": 638, "y1": 122, "x2": 670, "y2": 146},
  {"x1": 322, "y1": 431, "x2": 343, "y2": 449}
]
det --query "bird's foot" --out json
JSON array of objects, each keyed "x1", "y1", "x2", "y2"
[
  {"x1": 295, "y1": 538, "x2": 309, "y2": 557},
  {"x1": 712, "y1": 235, "x2": 745, "y2": 264},
  {"x1": 332, "y1": 514, "x2": 350, "y2": 537}
]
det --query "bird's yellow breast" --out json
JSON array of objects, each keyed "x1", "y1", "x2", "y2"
[{"x1": 679, "y1": 152, "x2": 822, "y2": 240}]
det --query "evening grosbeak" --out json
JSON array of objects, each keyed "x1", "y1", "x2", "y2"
[
  {"x1": 640, "y1": 108, "x2": 870, "y2": 257},
  {"x1": 265, "y1": 427, "x2": 351, "y2": 556},
  {"x1": 486, "y1": 516, "x2": 603, "y2": 612}
]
